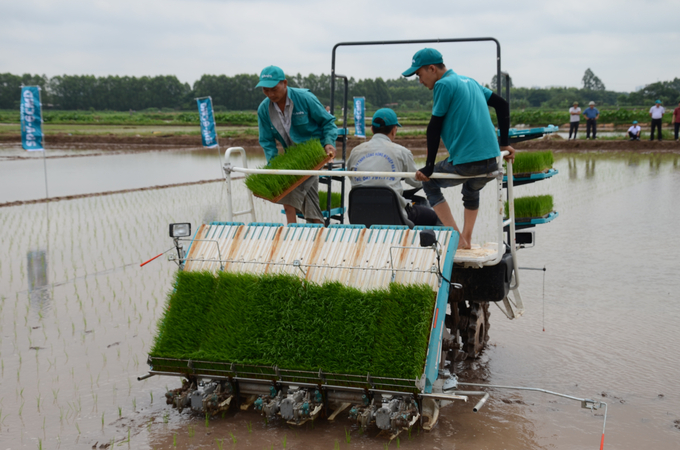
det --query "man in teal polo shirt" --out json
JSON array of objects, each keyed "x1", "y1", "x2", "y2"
[
  {"x1": 403, "y1": 48, "x2": 515, "y2": 249},
  {"x1": 256, "y1": 66, "x2": 338, "y2": 224}
]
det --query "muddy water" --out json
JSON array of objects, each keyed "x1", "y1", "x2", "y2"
[{"x1": 1, "y1": 149, "x2": 679, "y2": 449}]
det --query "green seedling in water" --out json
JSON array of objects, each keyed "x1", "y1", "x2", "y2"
[
  {"x1": 396, "y1": 437, "x2": 400, "y2": 448},
  {"x1": 163, "y1": 412, "x2": 169, "y2": 423},
  {"x1": 247, "y1": 421, "x2": 252, "y2": 433},
  {"x1": 344, "y1": 427, "x2": 351, "y2": 443},
  {"x1": 101, "y1": 412, "x2": 105, "y2": 428},
  {"x1": 173, "y1": 433, "x2": 177, "y2": 447},
  {"x1": 188, "y1": 425, "x2": 195, "y2": 437},
  {"x1": 334, "y1": 440, "x2": 340, "y2": 450},
  {"x1": 150, "y1": 392, "x2": 153, "y2": 404},
  {"x1": 215, "y1": 438, "x2": 224, "y2": 450},
  {"x1": 283, "y1": 435, "x2": 287, "y2": 449},
  {"x1": 229, "y1": 432, "x2": 236, "y2": 444},
  {"x1": 75, "y1": 422, "x2": 81, "y2": 434},
  {"x1": 118, "y1": 406, "x2": 122, "y2": 417}
]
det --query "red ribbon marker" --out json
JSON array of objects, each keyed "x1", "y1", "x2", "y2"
[{"x1": 140, "y1": 247, "x2": 175, "y2": 267}]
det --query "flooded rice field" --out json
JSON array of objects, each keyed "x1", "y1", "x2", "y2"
[{"x1": 1, "y1": 144, "x2": 679, "y2": 449}]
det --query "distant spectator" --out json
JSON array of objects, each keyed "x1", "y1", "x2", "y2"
[
  {"x1": 627, "y1": 121, "x2": 641, "y2": 141},
  {"x1": 649, "y1": 100, "x2": 665, "y2": 141},
  {"x1": 583, "y1": 101, "x2": 600, "y2": 139},
  {"x1": 672, "y1": 101, "x2": 680, "y2": 141},
  {"x1": 325, "y1": 105, "x2": 331, "y2": 113},
  {"x1": 568, "y1": 101, "x2": 581, "y2": 140}
]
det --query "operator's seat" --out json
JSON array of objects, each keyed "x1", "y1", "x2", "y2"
[{"x1": 348, "y1": 186, "x2": 414, "y2": 228}]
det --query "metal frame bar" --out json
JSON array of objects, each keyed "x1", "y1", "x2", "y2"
[
  {"x1": 329, "y1": 37, "x2": 502, "y2": 112},
  {"x1": 224, "y1": 149, "x2": 511, "y2": 267},
  {"x1": 223, "y1": 147, "x2": 256, "y2": 222}
]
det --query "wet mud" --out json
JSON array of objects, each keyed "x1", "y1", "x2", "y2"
[{"x1": 1, "y1": 151, "x2": 679, "y2": 449}]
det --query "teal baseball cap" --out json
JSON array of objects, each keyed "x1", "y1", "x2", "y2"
[
  {"x1": 633, "y1": 120, "x2": 638, "y2": 124},
  {"x1": 372, "y1": 108, "x2": 402, "y2": 127},
  {"x1": 256, "y1": 66, "x2": 286, "y2": 88},
  {"x1": 655, "y1": 99, "x2": 662, "y2": 103},
  {"x1": 402, "y1": 48, "x2": 444, "y2": 77}
]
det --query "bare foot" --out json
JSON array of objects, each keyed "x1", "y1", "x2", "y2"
[{"x1": 457, "y1": 236, "x2": 471, "y2": 249}]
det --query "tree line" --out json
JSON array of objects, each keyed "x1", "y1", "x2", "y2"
[{"x1": 1, "y1": 71, "x2": 678, "y2": 112}]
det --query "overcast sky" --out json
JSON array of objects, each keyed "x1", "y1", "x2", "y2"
[{"x1": 1, "y1": 0, "x2": 678, "y2": 92}]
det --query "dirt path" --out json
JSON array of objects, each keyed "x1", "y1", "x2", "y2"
[{"x1": 2, "y1": 133, "x2": 679, "y2": 154}]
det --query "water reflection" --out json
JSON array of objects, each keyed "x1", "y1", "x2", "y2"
[
  {"x1": 585, "y1": 158, "x2": 596, "y2": 178},
  {"x1": 568, "y1": 157, "x2": 578, "y2": 179},
  {"x1": 27, "y1": 249, "x2": 50, "y2": 310}
]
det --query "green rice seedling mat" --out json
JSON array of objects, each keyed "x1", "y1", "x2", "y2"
[
  {"x1": 510, "y1": 150, "x2": 554, "y2": 177},
  {"x1": 318, "y1": 190, "x2": 342, "y2": 210},
  {"x1": 505, "y1": 194, "x2": 554, "y2": 220},
  {"x1": 245, "y1": 139, "x2": 331, "y2": 202},
  {"x1": 150, "y1": 271, "x2": 436, "y2": 381}
]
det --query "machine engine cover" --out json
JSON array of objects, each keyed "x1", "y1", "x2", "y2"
[
  {"x1": 450, "y1": 249, "x2": 514, "y2": 302},
  {"x1": 190, "y1": 382, "x2": 217, "y2": 412},
  {"x1": 375, "y1": 399, "x2": 400, "y2": 430}
]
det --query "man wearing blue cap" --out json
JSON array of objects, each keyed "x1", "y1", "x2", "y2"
[
  {"x1": 255, "y1": 65, "x2": 338, "y2": 224},
  {"x1": 627, "y1": 121, "x2": 641, "y2": 141},
  {"x1": 347, "y1": 108, "x2": 438, "y2": 226},
  {"x1": 402, "y1": 48, "x2": 515, "y2": 249},
  {"x1": 649, "y1": 100, "x2": 665, "y2": 141}
]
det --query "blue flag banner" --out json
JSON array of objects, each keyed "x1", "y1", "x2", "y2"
[
  {"x1": 21, "y1": 86, "x2": 44, "y2": 151},
  {"x1": 353, "y1": 97, "x2": 366, "y2": 138},
  {"x1": 196, "y1": 97, "x2": 218, "y2": 148}
]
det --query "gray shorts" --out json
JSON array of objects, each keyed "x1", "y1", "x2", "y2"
[{"x1": 277, "y1": 176, "x2": 323, "y2": 221}]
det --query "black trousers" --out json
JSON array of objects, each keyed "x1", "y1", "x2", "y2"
[
  {"x1": 674, "y1": 122, "x2": 679, "y2": 140},
  {"x1": 569, "y1": 122, "x2": 579, "y2": 139},
  {"x1": 406, "y1": 204, "x2": 438, "y2": 226},
  {"x1": 650, "y1": 118, "x2": 662, "y2": 140},
  {"x1": 586, "y1": 119, "x2": 597, "y2": 138},
  {"x1": 628, "y1": 131, "x2": 640, "y2": 139}
]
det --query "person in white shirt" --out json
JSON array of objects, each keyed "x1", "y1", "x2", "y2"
[
  {"x1": 627, "y1": 121, "x2": 641, "y2": 141},
  {"x1": 348, "y1": 108, "x2": 438, "y2": 226},
  {"x1": 649, "y1": 100, "x2": 665, "y2": 141},
  {"x1": 568, "y1": 101, "x2": 581, "y2": 140}
]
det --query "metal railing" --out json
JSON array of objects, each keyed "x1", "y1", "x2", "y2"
[{"x1": 223, "y1": 147, "x2": 517, "y2": 271}]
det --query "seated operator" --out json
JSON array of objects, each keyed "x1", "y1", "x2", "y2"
[{"x1": 347, "y1": 108, "x2": 438, "y2": 226}]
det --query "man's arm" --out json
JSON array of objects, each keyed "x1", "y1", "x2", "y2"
[
  {"x1": 415, "y1": 115, "x2": 445, "y2": 181},
  {"x1": 307, "y1": 93, "x2": 338, "y2": 157},
  {"x1": 257, "y1": 105, "x2": 280, "y2": 163},
  {"x1": 486, "y1": 92, "x2": 515, "y2": 162},
  {"x1": 403, "y1": 150, "x2": 423, "y2": 188}
]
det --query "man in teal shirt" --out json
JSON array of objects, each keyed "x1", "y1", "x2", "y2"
[
  {"x1": 256, "y1": 65, "x2": 338, "y2": 224},
  {"x1": 402, "y1": 48, "x2": 515, "y2": 249}
]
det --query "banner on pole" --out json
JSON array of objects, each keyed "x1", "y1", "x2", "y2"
[
  {"x1": 353, "y1": 97, "x2": 365, "y2": 138},
  {"x1": 196, "y1": 97, "x2": 218, "y2": 148},
  {"x1": 21, "y1": 86, "x2": 44, "y2": 151}
]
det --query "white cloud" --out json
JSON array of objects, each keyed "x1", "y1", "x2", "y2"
[{"x1": 0, "y1": 0, "x2": 678, "y2": 91}]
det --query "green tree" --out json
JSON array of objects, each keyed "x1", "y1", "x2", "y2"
[
  {"x1": 490, "y1": 74, "x2": 513, "y2": 91},
  {"x1": 582, "y1": 68, "x2": 606, "y2": 91}
]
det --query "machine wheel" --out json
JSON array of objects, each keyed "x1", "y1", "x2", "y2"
[{"x1": 464, "y1": 302, "x2": 490, "y2": 359}]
